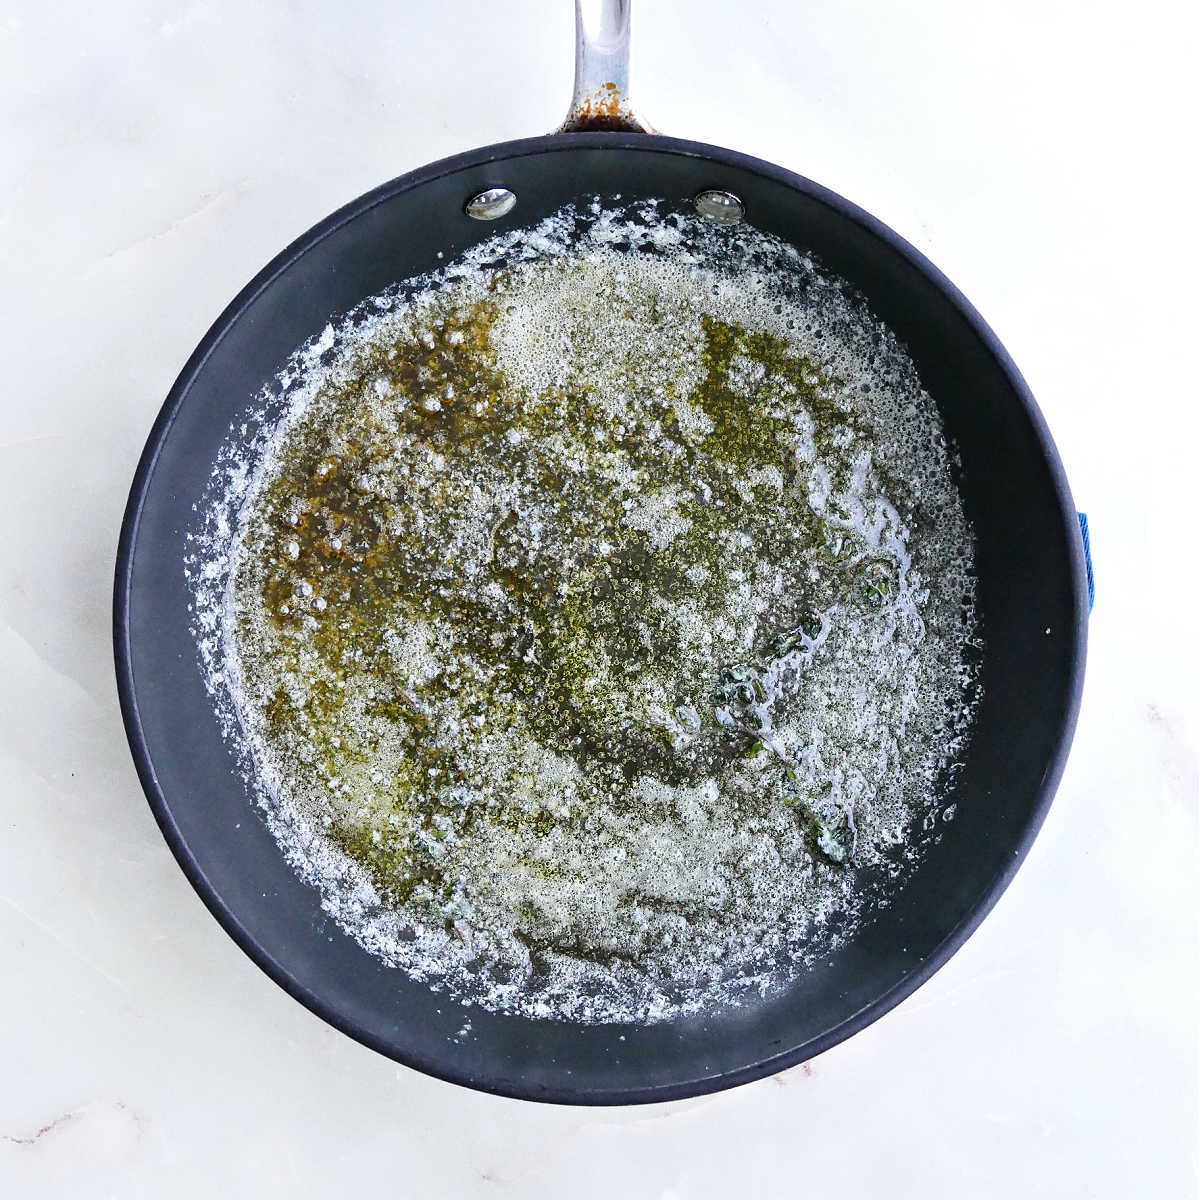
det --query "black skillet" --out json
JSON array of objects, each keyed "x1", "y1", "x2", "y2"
[{"x1": 114, "y1": 0, "x2": 1089, "y2": 1103}]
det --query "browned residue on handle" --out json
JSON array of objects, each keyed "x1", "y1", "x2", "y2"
[{"x1": 560, "y1": 81, "x2": 647, "y2": 133}]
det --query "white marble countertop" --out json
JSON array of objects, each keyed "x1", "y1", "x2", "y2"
[{"x1": 1, "y1": 1, "x2": 1196, "y2": 1195}]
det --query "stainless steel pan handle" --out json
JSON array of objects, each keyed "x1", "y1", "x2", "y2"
[{"x1": 559, "y1": 0, "x2": 654, "y2": 133}]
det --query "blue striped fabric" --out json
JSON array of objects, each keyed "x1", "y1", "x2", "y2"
[{"x1": 1077, "y1": 512, "x2": 1094, "y2": 612}]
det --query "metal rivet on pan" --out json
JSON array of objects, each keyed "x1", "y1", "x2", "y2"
[
  {"x1": 465, "y1": 187, "x2": 517, "y2": 221},
  {"x1": 694, "y1": 189, "x2": 745, "y2": 223}
]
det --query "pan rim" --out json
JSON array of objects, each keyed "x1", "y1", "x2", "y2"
[{"x1": 113, "y1": 131, "x2": 1088, "y2": 1105}]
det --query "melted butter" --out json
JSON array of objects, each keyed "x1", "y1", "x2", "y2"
[{"x1": 236, "y1": 292, "x2": 887, "y2": 912}]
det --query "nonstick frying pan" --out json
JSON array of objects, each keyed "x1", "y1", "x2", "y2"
[{"x1": 114, "y1": 0, "x2": 1089, "y2": 1104}]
